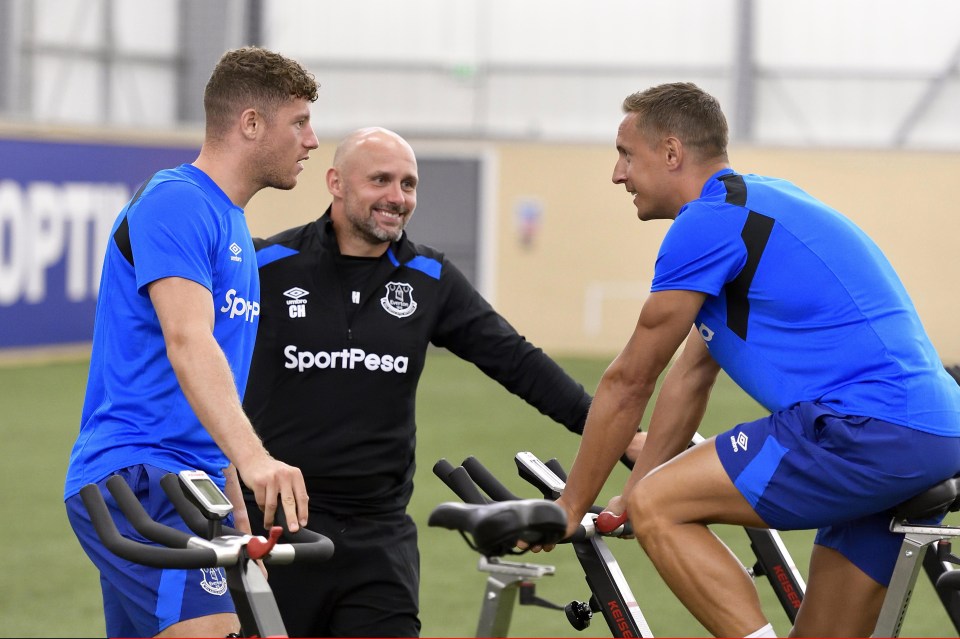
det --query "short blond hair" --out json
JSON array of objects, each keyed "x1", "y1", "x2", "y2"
[{"x1": 622, "y1": 82, "x2": 728, "y2": 162}]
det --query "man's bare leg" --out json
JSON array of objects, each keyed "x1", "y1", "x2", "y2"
[
  {"x1": 790, "y1": 544, "x2": 885, "y2": 637},
  {"x1": 626, "y1": 440, "x2": 771, "y2": 636},
  {"x1": 156, "y1": 612, "x2": 240, "y2": 638}
]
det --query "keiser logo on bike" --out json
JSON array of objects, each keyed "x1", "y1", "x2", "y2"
[
  {"x1": 220, "y1": 288, "x2": 260, "y2": 322},
  {"x1": 773, "y1": 564, "x2": 802, "y2": 610},
  {"x1": 606, "y1": 600, "x2": 635, "y2": 637},
  {"x1": 284, "y1": 345, "x2": 409, "y2": 373}
]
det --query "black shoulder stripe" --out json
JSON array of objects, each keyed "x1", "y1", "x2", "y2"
[
  {"x1": 114, "y1": 216, "x2": 133, "y2": 266},
  {"x1": 112, "y1": 173, "x2": 156, "y2": 267},
  {"x1": 719, "y1": 172, "x2": 747, "y2": 206},
  {"x1": 725, "y1": 211, "x2": 774, "y2": 340}
]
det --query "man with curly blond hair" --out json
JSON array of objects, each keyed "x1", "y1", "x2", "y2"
[{"x1": 64, "y1": 47, "x2": 321, "y2": 638}]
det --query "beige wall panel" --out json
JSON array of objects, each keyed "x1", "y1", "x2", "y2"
[
  {"x1": 495, "y1": 144, "x2": 960, "y2": 361},
  {"x1": 494, "y1": 143, "x2": 666, "y2": 357}
]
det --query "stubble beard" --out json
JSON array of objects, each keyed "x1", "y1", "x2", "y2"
[
  {"x1": 261, "y1": 164, "x2": 298, "y2": 191},
  {"x1": 350, "y1": 208, "x2": 405, "y2": 244}
]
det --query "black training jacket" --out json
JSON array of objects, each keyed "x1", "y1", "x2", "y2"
[{"x1": 243, "y1": 208, "x2": 592, "y2": 515}]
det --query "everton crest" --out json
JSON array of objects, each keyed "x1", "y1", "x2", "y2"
[
  {"x1": 199, "y1": 567, "x2": 228, "y2": 596},
  {"x1": 381, "y1": 282, "x2": 417, "y2": 318}
]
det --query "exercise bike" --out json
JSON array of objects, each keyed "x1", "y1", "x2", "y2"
[
  {"x1": 79, "y1": 470, "x2": 334, "y2": 638},
  {"x1": 429, "y1": 447, "x2": 806, "y2": 637},
  {"x1": 874, "y1": 475, "x2": 960, "y2": 637},
  {"x1": 432, "y1": 445, "x2": 960, "y2": 637}
]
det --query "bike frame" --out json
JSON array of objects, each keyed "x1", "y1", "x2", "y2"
[{"x1": 436, "y1": 450, "x2": 807, "y2": 637}]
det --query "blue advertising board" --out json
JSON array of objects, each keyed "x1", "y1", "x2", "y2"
[{"x1": 0, "y1": 137, "x2": 198, "y2": 349}]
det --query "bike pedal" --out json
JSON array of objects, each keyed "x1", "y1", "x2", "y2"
[{"x1": 564, "y1": 600, "x2": 592, "y2": 631}]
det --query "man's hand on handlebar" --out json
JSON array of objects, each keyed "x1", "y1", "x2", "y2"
[
  {"x1": 521, "y1": 495, "x2": 634, "y2": 553},
  {"x1": 224, "y1": 464, "x2": 269, "y2": 579},
  {"x1": 237, "y1": 455, "x2": 309, "y2": 533},
  {"x1": 523, "y1": 496, "x2": 578, "y2": 553},
  {"x1": 597, "y1": 495, "x2": 633, "y2": 539}
]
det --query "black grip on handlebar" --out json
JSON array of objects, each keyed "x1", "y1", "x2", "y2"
[
  {"x1": 105, "y1": 475, "x2": 195, "y2": 549},
  {"x1": 433, "y1": 458, "x2": 457, "y2": 480},
  {"x1": 433, "y1": 458, "x2": 488, "y2": 505},
  {"x1": 80, "y1": 482, "x2": 219, "y2": 569},
  {"x1": 272, "y1": 504, "x2": 335, "y2": 562},
  {"x1": 462, "y1": 456, "x2": 520, "y2": 502}
]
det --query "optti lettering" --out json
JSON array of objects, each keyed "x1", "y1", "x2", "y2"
[
  {"x1": 0, "y1": 179, "x2": 129, "y2": 305},
  {"x1": 284, "y1": 345, "x2": 409, "y2": 373}
]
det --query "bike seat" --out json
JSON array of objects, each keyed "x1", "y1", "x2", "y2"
[
  {"x1": 428, "y1": 499, "x2": 567, "y2": 557},
  {"x1": 891, "y1": 476, "x2": 960, "y2": 520}
]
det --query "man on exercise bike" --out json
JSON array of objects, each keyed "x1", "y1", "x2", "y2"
[{"x1": 540, "y1": 82, "x2": 960, "y2": 637}]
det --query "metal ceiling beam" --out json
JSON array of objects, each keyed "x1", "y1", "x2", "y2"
[
  {"x1": 731, "y1": 0, "x2": 756, "y2": 143},
  {"x1": 0, "y1": 0, "x2": 20, "y2": 114},
  {"x1": 892, "y1": 35, "x2": 960, "y2": 148}
]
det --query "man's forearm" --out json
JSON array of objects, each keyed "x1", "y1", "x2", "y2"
[
  {"x1": 167, "y1": 331, "x2": 267, "y2": 470},
  {"x1": 623, "y1": 360, "x2": 716, "y2": 494},
  {"x1": 562, "y1": 373, "x2": 654, "y2": 518}
]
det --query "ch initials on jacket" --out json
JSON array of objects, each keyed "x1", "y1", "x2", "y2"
[{"x1": 284, "y1": 287, "x2": 309, "y2": 318}]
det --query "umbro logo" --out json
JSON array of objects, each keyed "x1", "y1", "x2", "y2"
[
  {"x1": 284, "y1": 287, "x2": 309, "y2": 319},
  {"x1": 284, "y1": 287, "x2": 308, "y2": 300},
  {"x1": 730, "y1": 431, "x2": 749, "y2": 452},
  {"x1": 229, "y1": 242, "x2": 243, "y2": 262},
  {"x1": 697, "y1": 321, "x2": 714, "y2": 342}
]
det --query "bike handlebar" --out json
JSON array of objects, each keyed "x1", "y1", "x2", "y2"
[
  {"x1": 462, "y1": 456, "x2": 521, "y2": 502},
  {"x1": 81, "y1": 473, "x2": 334, "y2": 569},
  {"x1": 431, "y1": 454, "x2": 634, "y2": 553},
  {"x1": 433, "y1": 458, "x2": 489, "y2": 505}
]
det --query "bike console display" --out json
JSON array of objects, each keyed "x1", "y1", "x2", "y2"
[{"x1": 178, "y1": 470, "x2": 233, "y2": 520}]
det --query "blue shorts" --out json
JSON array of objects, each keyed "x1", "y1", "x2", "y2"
[
  {"x1": 65, "y1": 464, "x2": 236, "y2": 637},
  {"x1": 716, "y1": 402, "x2": 960, "y2": 586}
]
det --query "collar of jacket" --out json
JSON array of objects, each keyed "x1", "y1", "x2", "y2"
[{"x1": 313, "y1": 204, "x2": 418, "y2": 265}]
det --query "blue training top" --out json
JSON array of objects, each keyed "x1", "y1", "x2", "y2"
[
  {"x1": 652, "y1": 168, "x2": 960, "y2": 436},
  {"x1": 64, "y1": 164, "x2": 260, "y2": 499}
]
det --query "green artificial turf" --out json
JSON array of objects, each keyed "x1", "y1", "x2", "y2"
[{"x1": 1, "y1": 352, "x2": 956, "y2": 637}]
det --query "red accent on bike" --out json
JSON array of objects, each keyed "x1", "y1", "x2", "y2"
[
  {"x1": 246, "y1": 526, "x2": 282, "y2": 560},
  {"x1": 595, "y1": 511, "x2": 628, "y2": 534}
]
